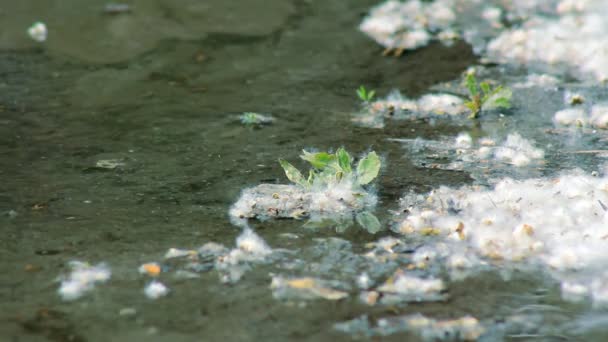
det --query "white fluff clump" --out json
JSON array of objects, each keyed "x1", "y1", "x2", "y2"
[
  {"x1": 493, "y1": 133, "x2": 545, "y2": 167},
  {"x1": 396, "y1": 133, "x2": 544, "y2": 178},
  {"x1": 230, "y1": 181, "x2": 376, "y2": 223},
  {"x1": 397, "y1": 169, "x2": 608, "y2": 305},
  {"x1": 376, "y1": 273, "x2": 446, "y2": 303},
  {"x1": 57, "y1": 261, "x2": 111, "y2": 301},
  {"x1": 27, "y1": 22, "x2": 47, "y2": 43},
  {"x1": 363, "y1": 91, "x2": 467, "y2": 121},
  {"x1": 236, "y1": 228, "x2": 273, "y2": 259},
  {"x1": 360, "y1": 0, "x2": 608, "y2": 81},
  {"x1": 216, "y1": 228, "x2": 273, "y2": 283},
  {"x1": 486, "y1": 3, "x2": 608, "y2": 81},
  {"x1": 359, "y1": 0, "x2": 449, "y2": 50},
  {"x1": 554, "y1": 104, "x2": 608, "y2": 129},
  {"x1": 144, "y1": 281, "x2": 169, "y2": 299}
]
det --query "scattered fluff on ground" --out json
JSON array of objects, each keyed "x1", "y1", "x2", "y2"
[
  {"x1": 57, "y1": 261, "x2": 111, "y2": 301},
  {"x1": 162, "y1": 228, "x2": 274, "y2": 284},
  {"x1": 353, "y1": 91, "x2": 467, "y2": 128},
  {"x1": 554, "y1": 104, "x2": 608, "y2": 129},
  {"x1": 394, "y1": 132, "x2": 544, "y2": 182},
  {"x1": 229, "y1": 180, "x2": 377, "y2": 225},
  {"x1": 486, "y1": 1, "x2": 608, "y2": 81},
  {"x1": 359, "y1": 0, "x2": 457, "y2": 51},
  {"x1": 396, "y1": 168, "x2": 608, "y2": 305},
  {"x1": 361, "y1": 0, "x2": 608, "y2": 81},
  {"x1": 335, "y1": 314, "x2": 485, "y2": 341}
]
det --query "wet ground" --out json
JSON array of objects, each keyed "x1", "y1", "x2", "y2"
[{"x1": 2, "y1": 1, "x2": 604, "y2": 341}]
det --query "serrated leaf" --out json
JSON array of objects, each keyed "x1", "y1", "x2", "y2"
[
  {"x1": 465, "y1": 73, "x2": 478, "y2": 97},
  {"x1": 356, "y1": 211, "x2": 382, "y2": 234},
  {"x1": 279, "y1": 159, "x2": 308, "y2": 188},
  {"x1": 300, "y1": 151, "x2": 337, "y2": 169},
  {"x1": 482, "y1": 87, "x2": 512, "y2": 110},
  {"x1": 336, "y1": 147, "x2": 352, "y2": 173},
  {"x1": 356, "y1": 151, "x2": 381, "y2": 185}
]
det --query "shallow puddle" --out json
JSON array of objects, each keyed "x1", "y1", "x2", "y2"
[{"x1": 2, "y1": 0, "x2": 608, "y2": 341}]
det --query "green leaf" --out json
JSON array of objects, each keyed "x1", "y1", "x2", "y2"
[
  {"x1": 465, "y1": 73, "x2": 478, "y2": 97},
  {"x1": 356, "y1": 211, "x2": 382, "y2": 234},
  {"x1": 356, "y1": 151, "x2": 381, "y2": 185},
  {"x1": 279, "y1": 159, "x2": 308, "y2": 188},
  {"x1": 480, "y1": 82, "x2": 491, "y2": 96},
  {"x1": 367, "y1": 90, "x2": 375, "y2": 101},
  {"x1": 482, "y1": 88, "x2": 512, "y2": 110},
  {"x1": 300, "y1": 151, "x2": 337, "y2": 169},
  {"x1": 336, "y1": 147, "x2": 352, "y2": 173},
  {"x1": 356, "y1": 86, "x2": 366, "y2": 101}
]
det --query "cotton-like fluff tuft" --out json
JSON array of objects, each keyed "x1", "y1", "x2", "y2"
[
  {"x1": 216, "y1": 228, "x2": 273, "y2": 284},
  {"x1": 493, "y1": 133, "x2": 545, "y2": 166},
  {"x1": 236, "y1": 228, "x2": 272, "y2": 258},
  {"x1": 396, "y1": 169, "x2": 608, "y2": 305},
  {"x1": 27, "y1": 22, "x2": 47, "y2": 42},
  {"x1": 57, "y1": 261, "x2": 111, "y2": 301},
  {"x1": 144, "y1": 281, "x2": 169, "y2": 299},
  {"x1": 554, "y1": 104, "x2": 608, "y2": 129}
]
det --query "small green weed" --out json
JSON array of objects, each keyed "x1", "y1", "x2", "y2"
[
  {"x1": 463, "y1": 73, "x2": 512, "y2": 119},
  {"x1": 279, "y1": 148, "x2": 381, "y2": 189},
  {"x1": 356, "y1": 86, "x2": 376, "y2": 103}
]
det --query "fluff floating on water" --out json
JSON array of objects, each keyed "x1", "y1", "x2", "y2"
[{"x1": 57, "y1": 261, "x2": 111, "y2": 301}]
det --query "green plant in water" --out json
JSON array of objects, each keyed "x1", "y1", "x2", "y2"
[
  {"x1": 240, "y1": 112, "x2": 274, "y2": 126},
  {"x1": 279, "y1": 148, "x2": 381, "y2": 190},
  {"x1": 356, "y1": 85, "x2": 376, "y2": 103},
  {"x1": 463, "y1": 73, "x2": 512, "y2": 119}
]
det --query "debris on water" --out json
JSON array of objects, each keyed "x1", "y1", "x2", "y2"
[
  {"x1": 512, "y1": 74, "x2": 560, "y2": 89},
  {"x1": 4, "y1": 210, "x2": 18, "y2": 219},
  {"x1": 565, "y1": 92, "x2": 585, "y2": 106},
  {"x1": 164, "y1": 248, "x2": 196, "y2": 259},
  {"x1": 335, "y1": 313, "x2": 485, "y2": 340},
  {"x1": 354, "y1": 91, "x2": 468, "y2": 127},
  {"x1": 270, "y1": 275, "x2": 349, "y2": 301},
  {"x1": 215, "y1": 228, "x2": 274, "y2": 283},
  {"x1": 103, "y1": 3, "x2": 132, "y2": 14},
  {"x1": 554, "y1": 104, "x2": 608, "y2": 129},
  {"x1": 144, "y1": 281, "x2": 169, "y2": 299},
  {"x1": 119, "y1": 307, "x2": 137, "y2": 316},
  {"x1": 173, "y1": 270, "x2": 200, "y2": 279},
  {"x1": 359, "y1": 0, "x2": 456, "y2": 53},
  {"x1": 393, "y1": 132, "x2": 544, "y2": 182},
  {"x1": 138, "y1": 262, "x2": 161, "y2": 277},
  {"x1": 95, "y1": 159, "x2": 125, "y2": 170},
  {"x1": 361, "y1": 0, "x2": 608, "y2": 81},
  {"x1": 240, "y1": 112, "x2": 274, "y2": 126},
  {"x1": 485, "y1": 1, "x2": 608, "y2": 81},
  {"x1": 375, "y1": 270, "x2": 446, "y2": 304},
  {"x1": 396, "y1": 168, "x2": 608, "y2": 305},
  {"x1": 27, "y1": 22, "x2": 47, "y2": 43},
  {"x1": 57, "y1": 261, "x2": 111, "y2": 301}
]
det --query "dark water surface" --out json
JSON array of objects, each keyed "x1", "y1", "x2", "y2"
[{"x1": 2, "y1": 1, "x2": 594, "y2": 341}]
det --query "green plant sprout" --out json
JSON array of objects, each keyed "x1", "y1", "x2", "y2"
[
  {"x1": 279, "y1": 148, "x2": 381, "y2": 190},
  {"x1": 240, "y1": 112, "x2": 274, "y2": 126},
  {"x1": 463, "y1": 73, "x2": 512, "y2": 119},
  {"x1": 356, "y1": 85, "x2": 376, "y2": 103}
]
